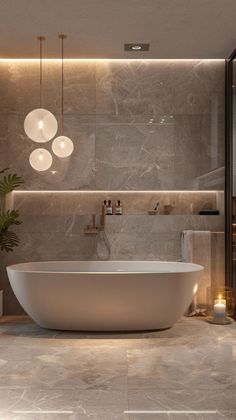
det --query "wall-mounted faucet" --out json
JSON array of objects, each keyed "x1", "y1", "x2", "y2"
[
  {"x1": 84, "y1": 204, "x2": 106, "y2": 235},
  {"x1": 84, "y1": 204, "x2": 111, "y2": 260}
]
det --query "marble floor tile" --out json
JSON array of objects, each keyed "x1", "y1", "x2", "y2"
[
  {"x1": 0, "y1": 388, "x2": 128, "y2": 420},
  {"x1": 128, "y1": 414, "x2": 226, "y2": 420},
  {"x1": 0, "y1": 316, "x2": 235, "y2": 419},
  {"x1": 0, "y1": 343, "x2": 127, "y2": 390},
  {"x1": 127, "y1": 387, "x2": 236, "y2": 416}
]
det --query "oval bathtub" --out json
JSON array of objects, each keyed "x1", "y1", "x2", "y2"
[{"x1": 7, "y1": 261, "x2": 203, "y2": 331}]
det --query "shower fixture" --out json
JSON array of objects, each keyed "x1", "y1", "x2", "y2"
[
  {"x1": 52, "y1": 34, "x2": 74, "y2": 158},
  {"x1": 24, "y1": 36, "x2": 58, "y2": 143}
]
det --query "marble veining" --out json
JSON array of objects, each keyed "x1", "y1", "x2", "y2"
[
  {"x1": 0, "y1": 316, "x2": 235, "y2": 419},
  {"x1": 0, "y1": 60, "x2": 225, "y2": 314},
  {"x1": 0, "y1": 60, "x2": 225, "y2": 191}
]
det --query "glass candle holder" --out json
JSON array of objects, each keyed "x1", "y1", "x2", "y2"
[{"x1": 206, "y1": 286, "x2": 234, "y2": 325}]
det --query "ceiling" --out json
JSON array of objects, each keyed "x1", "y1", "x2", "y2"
[{"x1": 0, "y1": 0, "x2": 236, "y2": 59}]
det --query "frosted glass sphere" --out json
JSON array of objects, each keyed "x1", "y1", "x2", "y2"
[
  {"x1": 52, "y1": 135, "x2": 74, "y2": 158},
  {"x1": 29, "y1": 148, "x2": 53, "y2": 171},
  {"x1": 24, "y1": 108, "x2": 58, "y2": 143}
]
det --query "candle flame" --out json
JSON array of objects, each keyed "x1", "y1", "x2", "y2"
[{"x1": 218, "y1": 294, "x2": 222, "y2": 299}]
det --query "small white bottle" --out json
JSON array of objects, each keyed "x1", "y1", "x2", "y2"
[{"x1": 115, "y1": 200, "x2": 123, "y2": 215}]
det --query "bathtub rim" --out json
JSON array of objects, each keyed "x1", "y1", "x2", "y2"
[{"x1": 6, "y1": 261, "x2": 204, "y2": 275}]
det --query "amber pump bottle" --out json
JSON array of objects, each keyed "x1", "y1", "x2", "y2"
[
  {"x1": 106, "y1": 200, "x2": 113, "y2": 215},
  {"x1": 115, "y1": 200, "x2": 123, "y2": 215}
]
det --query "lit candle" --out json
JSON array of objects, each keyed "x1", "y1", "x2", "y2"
[{"x1": 213, "y1": 294, "x2": 226, "y2": 318}]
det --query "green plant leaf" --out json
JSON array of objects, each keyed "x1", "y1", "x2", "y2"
[
  {"x1": 0, "y1": 169, "x2": 24, "y2": 252},
  {"x1": 0, "y1": 168, "x2": 9, "y2": 175},
  {"x1": 0, "y1": 210, "x2": 22, "y2": 231},
  {"x1": 0, "y1": 173, "x2": 24, "y2": 196},
  {"x1": 0, "y1": 230, "x2": 20, "y2": 252}
]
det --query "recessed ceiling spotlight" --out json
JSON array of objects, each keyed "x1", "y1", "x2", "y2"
[{"x1": 124, "y1": 43, "x2": 150, "y2": 52}]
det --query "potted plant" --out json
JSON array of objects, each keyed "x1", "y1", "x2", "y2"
[{"x1": 0, "y1": 168, "x2": 24, "y2": 316}]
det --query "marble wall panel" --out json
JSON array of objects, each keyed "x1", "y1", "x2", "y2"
[
  {"x1": 0, "y1": 63, "x2": 9, "y2": 169},
  {"x1": 105, "y1": 215, "x2": 224, "y2": 235},
  {"x1": 0, "y1": 60, "x2": 226, "y2": 314},
  {"x1": 95, "y1": 60, "x2": 224, "y2": 116},
  {"x1": 0, "y1": 62, "x2": 9, "y2": 115},
  {"x1": 14, "y1": 213, "x2": 224, "y2": 237},
  {"x1": 7, "y1": 61, "x2": 96, "y2": 116},
  {"x1": 95, "y1": 123, "x2": 175, "y2": 190},
  {"x1": 0, "y1": 116, "x2": 8, "y2": 169},
  {"x1": 1, "y1": 60, "x2": 225, "y2": 191},
  {"x1": 200, "y1": 113, "x2": 225, "y2": 174}
]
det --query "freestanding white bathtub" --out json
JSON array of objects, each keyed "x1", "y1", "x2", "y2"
[{"x1": 7, "y1": 261, "x2": 203, "y2": 331}]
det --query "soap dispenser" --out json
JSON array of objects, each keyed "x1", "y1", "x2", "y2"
[
  {"x1": 106, "y1": 200, "x2": 113, "y2": 215},
  {"x1": 115, "y1": 200, "x2": 123, "y2": 215}
]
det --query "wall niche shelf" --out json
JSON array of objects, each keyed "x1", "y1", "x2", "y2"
[{"x1": 11, "y1": 190, "x2": 224, "y2": 217}]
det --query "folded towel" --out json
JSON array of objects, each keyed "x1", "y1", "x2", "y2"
[{"x1": 181, "y1": 230, "x2": 211, "y2": 307}]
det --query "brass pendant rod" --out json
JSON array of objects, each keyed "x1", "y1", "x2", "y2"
[
  {"x1": 59, "y1": 34, "x2": 67, "y2": 135},
  {"x1": 37, "y1": 36, "x2": 45, "y2": 108}
]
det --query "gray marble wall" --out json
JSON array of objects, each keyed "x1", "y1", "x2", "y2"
[
  {"x1": 0, "y1": 60, "x2": 225, "y2": 314},
  {"x1": 0, "y1": 60, "x2": 225, "y2": 190}
]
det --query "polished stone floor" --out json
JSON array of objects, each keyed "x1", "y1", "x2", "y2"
[{"x1": 0, "y1": 316, "x2": 236, "y2": 420}]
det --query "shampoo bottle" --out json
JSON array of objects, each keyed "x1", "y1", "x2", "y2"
[
  {"x1": 115, "y1": 200, "x2": 123, "y2": 215},
  {"x1": 106, "y1": 200, "x2": 113, "y2": 215}
]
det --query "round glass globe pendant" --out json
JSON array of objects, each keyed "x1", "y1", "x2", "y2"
[
  {"x1": 52, "y1": 135, "x2": 74, "y2": 158},
  {"x1": 24, "y1": 108, "x2": 58, "y2": 143},
  {"x1": 29, "y1": 148, "x2": 53, "y2": 171},
  {"x1": 52, "y1": 34, "x2": 74, "y2": 158},
  {"x1": 24, "y1": 36, "x2": 58, "y2": 143}
]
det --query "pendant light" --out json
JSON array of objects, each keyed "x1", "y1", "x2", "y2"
[
  {"x1": 24, "y1": 36, "x2": 58, "y2": 143},
  {"x1": 52, "y1": 34, "x2": 74, "y2": 158},
  {"x1": 29, "y1": 148, "x2": 52, "y2": 171}
]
